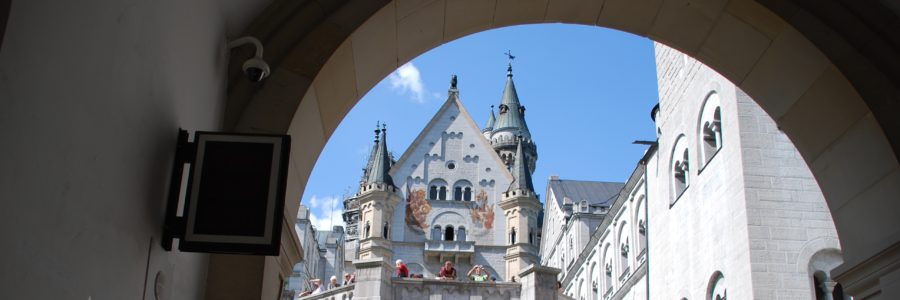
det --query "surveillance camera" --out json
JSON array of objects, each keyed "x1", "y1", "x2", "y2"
[
  {"x1": 242, "y1": 57, "x2": 270, "y2": 82},
  {"x1": 228, "y1": 36, "x2": 270, "y2": 83}
]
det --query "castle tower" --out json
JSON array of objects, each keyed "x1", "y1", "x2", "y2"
[
  {"x1": 482, "y1": 106, "x2": 495, "y2": 140},
  {"x1": 491, "y1": 64, "x2": 538, "y2": 174},
  {"x1": 356, "y1": 124, "x2": 402, "y2": 261},
  {"x1": 500, "y1": 138, "x2": 542, "y2": 281}
]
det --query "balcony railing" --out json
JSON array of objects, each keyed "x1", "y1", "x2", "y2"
[
  {"x1": 393, "y1": 278, "x2": 521, "y2": 298},
  {"x1": 297, "y1": 284, "x2": 354, "y2": 300},
  {"x1": 424, "y1": 240, "x2": 475, "y2": 253}
]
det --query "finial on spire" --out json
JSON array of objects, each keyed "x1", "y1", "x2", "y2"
[
  {"x1": 450, "y1": 75, "x2": 458, "y2": 89},
  {"x1": 374, "y1": 121, "x2": 381, "y2": 142},
  {"x1": 382, "y1": 123, "x2": 387, "y2": 132},
  {"x1": 504, "y1": 50, "x2": 515, "y2": 77}
]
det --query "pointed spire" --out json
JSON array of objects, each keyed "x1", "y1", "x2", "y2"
[
  {"x1": 483, "y1": 105, "x2": 496, "y2": 132},
  {"x1": 494, "y1": 64, "x2": 531, "y2": 137},
  {"x1": 508, "y1": 137, "x2": 534, "y2": 193},
  {"x1": 365, "y1": 123, "x2": 394, "y2": 187}
]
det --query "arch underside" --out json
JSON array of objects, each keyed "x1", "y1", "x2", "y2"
[{"x1": 227, "y1": 0, "x2": 900, "y2": 296}]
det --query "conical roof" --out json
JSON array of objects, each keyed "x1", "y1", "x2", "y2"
[
  {"x1": 493, "y1": 65, "x2": 531, "y2": 136},
  {"x1": 483, "y1": 109, "x2": 496, "y2": 132},
  {"x1": 365, "y1": 125, "x2": 394, "y2": 186},
  {"x1": 508, "y1": 138, "x2": 534, "y2": 193}
]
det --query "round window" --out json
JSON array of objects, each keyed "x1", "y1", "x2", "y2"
[{"x1": 447, "y1": 163, "x2": 456, "y2": 170}]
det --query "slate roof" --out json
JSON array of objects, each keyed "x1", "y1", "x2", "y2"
[
  {"x1": 493, "y1": 66, "x2": 531, "y2": 136},
  {"x1": 548, "y1": 179, "x2": 625, "y2": 207},
  {"x1": 507, "y1": 139, "x2": 535, "y2": 192}
]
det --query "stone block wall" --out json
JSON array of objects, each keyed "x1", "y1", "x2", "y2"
[{"x1": 736, "y1": 89, "x2": 842, "y2": 299}]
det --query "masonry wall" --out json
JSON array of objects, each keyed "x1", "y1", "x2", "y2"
[
  {"x1": 0, "y1": 0, "x2": 266, "y2": 298},
  {"x1": 736, "y1": 89, "x2": 842, "y2": 299},
  {"x1": 647, "y1": 43, "x2": 755, "y2": 299}
]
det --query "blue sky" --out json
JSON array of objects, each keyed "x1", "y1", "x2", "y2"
[{"x1": 301, "y1": 24, "x2": 660, "y2": 231}]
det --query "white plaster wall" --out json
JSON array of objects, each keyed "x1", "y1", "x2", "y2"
[
  {"x1": 561, "y1": 177, "x2": 647, "y2": 300},
  {"x1": 0, "y1": 0, "x2": 262, "y2": 298},
  {"x1": 540, "y1": 188, "x2": 566, "y2": 266},
  {"x1": 391, "y1": 97, "x2": 512, "y2": 246},
  {"x1": 647, "y1": 43, "x2": 755, "y2": 299}
]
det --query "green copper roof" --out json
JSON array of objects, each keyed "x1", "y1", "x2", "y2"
[
  {"x1": 508, "y1": 138, "x2": 534, "y2": 193},
  {"x1": 483, "y1": 109, "x2": 496, "y2": 131},
  {"x1": 365, "y1": 126, "x2": 394, "y2": 187},
  {"x1": 493, "y1": 66, "x2": 531, "y2": 135}
]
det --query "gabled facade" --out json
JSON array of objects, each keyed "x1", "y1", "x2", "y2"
[{"x1": 387, "y1": 76, "x2": 520, "y2": 279}]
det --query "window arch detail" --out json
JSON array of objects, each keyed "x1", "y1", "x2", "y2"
[
  {"x1": 670, "y1": 135, "x2": 690, "y2": 204},
  {"x1": 428, "y1": 179, "x2": 448, "y2": 200},
  {"x1": 453, "y1": 180, "x2": 473, "y2": 201},
  {"x1": 698, "y1": 92, "x2": 723, "y2": 168},
  {"x1": 707, "y1": 271, "x2": 726, "y2": 300}
]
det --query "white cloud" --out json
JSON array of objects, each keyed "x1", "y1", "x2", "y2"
[
  {"x1": 305, "y1": 195, "x2": 346, "y2": 231},
  {"x1": 388, "y1": 63, "x2": 427, "y2": 103}
]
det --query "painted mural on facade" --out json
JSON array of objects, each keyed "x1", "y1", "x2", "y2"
[
  {"x1": 405, "y1": 188, "x2": 431, "y2": 232},
  {"x1": 468, "y1": 190, "x2": 495, "y2": 234}
]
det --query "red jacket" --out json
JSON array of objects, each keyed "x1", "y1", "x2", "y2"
[{"x1": 397, "y1": 263, "x2": 409, "y2": 277}]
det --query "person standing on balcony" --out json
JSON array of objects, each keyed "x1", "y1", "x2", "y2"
[
  {"x1": 308, "y1": 279, "x2": 325, "y2": 295},
  {"x1": 467, "y1": 265, "x2": 490, "y2": 282},
  {"x1": 396, "y1": 260, "x2": 409, "y2": 278},
  {"x1": 342, "y1": 273, "x2": 355, "y2": 285},
  {"x1": 438, "y1": 261, "x2": 457, "y2": 280},
  {"x1": 327, "y1": 276, "x2": 340, "y2": 289}
]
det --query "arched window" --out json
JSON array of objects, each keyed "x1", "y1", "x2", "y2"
[
  {"x1": 671, "y1": 135, "x2": 690, "y2": 204},
  {"x1": 619, "y1": 238, "x2": 629, "y2": 274},
  {"x1": 707, "y1": 272, "x2": 726, "y2": 300},
  {"x1": 637, "y1": 220, "x2": 647, "y2": 253},
  {"x1": 603, "y1": 259, "x2": 613, "y2": 292},
  {"x1": 429, "y1": 179, "x2": 448, "y2": 200},
  {"x1": 383, "y1": 222, "x2": 389, "y2": 239},
  {"x1": 590, "y1": 262, "x2": 599, "y2": 300},
  {"x1": 528, "y1": 227, "x2": 535, "y2": 245},
  {"x1": 432, "y1": 225, "x2": 442, "y2": 240},
  {"x1": 698, "y1": 92, "x2": 723, "y2": 167},
  {"x1": 568, "y1": 236, "x2": 574, "y2": 263},
  {"x1": 364, "y1": 222, "x2": 371, "y2": 238},
  {"x1": 458, "y1": 226, "x2": 466, "y2": 241},
  {"x1": 453, "y1": 180, "x2": 472, "y2": 201},
  {"x1": 444, "y1": 225, "x2": 455, "y2": 241},
  {"x1": 617, "y1": 222, "x2": 630, "y2": 276},
  {"x1": 510, "y1": 227, "x2": 517, "y2": 245}
]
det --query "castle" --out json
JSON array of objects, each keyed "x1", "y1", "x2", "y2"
[{"x1": 289, "y1": 43, "x2": 844, "y2": 299}]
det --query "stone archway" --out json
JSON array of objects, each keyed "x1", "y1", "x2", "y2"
[{"x1": 226, "y1": 0, "x2": 900, "y2": 297}]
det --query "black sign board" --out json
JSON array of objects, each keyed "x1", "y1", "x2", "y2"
[{"x1": 163, "y1": 130, "x2": 289, "y2": 256}]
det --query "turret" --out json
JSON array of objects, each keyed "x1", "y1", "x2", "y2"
[
  {"x1": 483, "y1": 106, "x2": 496, "y2": 140},
  {"x1": 499, "y1": 138, "x2": 542, "y2": 281},
  {"x1": 490, "y1": 64, "x2": 538, "y2": 174},
  {"x1": 355, "y1": 123, "x2": 402, "y2": 261}
]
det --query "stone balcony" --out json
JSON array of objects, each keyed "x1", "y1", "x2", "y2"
[
  {"x1": 393, "y1": 277, "x2": 522, "y2": 299},
  {"x1": 297, "y1": 284, "x2": 354, "y2": 300},
  {"x1": 424, "y1": 240, "x2": 475, "y2": 263}
]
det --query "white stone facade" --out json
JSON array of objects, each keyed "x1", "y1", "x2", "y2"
[
  {"x1": 556, "y1": 43, "x2": 843, "y2": 300},
  {"x1": 388, "y1": 89, "x2": 517, "y2": 279}
]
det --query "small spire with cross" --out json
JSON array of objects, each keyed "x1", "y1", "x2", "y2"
[{"x1": 505, "y1": 50, "x2": 516, "y2": 76}]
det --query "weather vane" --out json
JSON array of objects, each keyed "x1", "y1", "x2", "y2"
[{"x1": 504, "y1": 50, "x2": 516, "y2": 64}]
